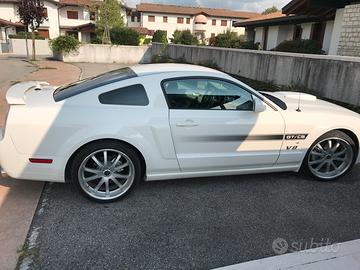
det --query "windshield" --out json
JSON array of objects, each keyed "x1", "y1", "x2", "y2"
[{"x1": 53, "y1": 67, "x2": 137, "y2": 102}]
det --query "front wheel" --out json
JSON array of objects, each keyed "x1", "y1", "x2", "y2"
[
  {"x1": 70, "y1": 141, "x2": 142, "y2": 202},
  {"x1": 303, "y1": 131, "x2": 356, "y2": 181}
]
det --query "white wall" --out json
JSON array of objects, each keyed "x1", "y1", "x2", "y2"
[
  {"x1": 8, "y1": 38, "x2": 52, "y2": 55},
  {"x1": 329, "y1": 8, "x2": 344, "y2": 55},
  {"x1": 277, "y1": 25, "x2": 294, "y2": 44},
  {"x1": 43, "y1": 1, "x2": 60, "y2": 38},
  {"x1": 301, "y1": 23, "x2": 313, "y2": 39},
  {"x1": 322, "y1": 20, "x2": 334, "y2": 54},
  {"x1": 59, "y1": 44, "x2": 151, "y2": 64},
  {"x1": 254, "y1": 27, "x2": 264, "y2": 46},
  {"x1": 0, "y1": 26, "x2": 16, "y2": 42},
  {"x1": 0, "y1": 3, "x2": 19, "y2": 22},
  {"x1": 266, "y1": 26, "x2": 279, "y2": 50},
  {"x1": 59, "y1": 6, "x2": 92, "y2": 27}
]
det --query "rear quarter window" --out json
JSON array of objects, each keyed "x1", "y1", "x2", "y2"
[{"x1": 99, "y1": 84, "x2": 149, "y2": 106}]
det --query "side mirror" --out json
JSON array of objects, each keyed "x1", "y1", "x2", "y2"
[{"x1": 254, "y1": 97, "x2": 267, "y2": 113}]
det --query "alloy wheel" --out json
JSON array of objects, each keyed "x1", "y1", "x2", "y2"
[
  {"x1": 308, "y1": 137, "x2": 354, "y2": 180},
  {"x1": 78, "y1": 149, "x2": 135, "y2": 201}
]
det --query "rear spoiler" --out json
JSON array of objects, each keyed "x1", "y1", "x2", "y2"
[{"x1": 6, "y1": 81, "x2": 49, "y2": 105}]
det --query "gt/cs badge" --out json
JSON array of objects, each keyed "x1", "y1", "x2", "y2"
[{"x1": 285, "y1": 134, "x2": 308, "y2": 140}]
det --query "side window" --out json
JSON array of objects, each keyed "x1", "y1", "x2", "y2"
[
  {"x1": 99, "y1": 84, "x2": 149, "y2": 106},
  {"x1": 162, "y1": 78, "x2": 254, "y2": 111}
]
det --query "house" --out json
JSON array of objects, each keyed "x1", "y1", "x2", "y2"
[
  {"x1": 127, "y1": 3, "x2": 259, "y2": 41},
  {"x1": 234, "y1": 0, "x2": 360, "y2": 56},
  {"x1": 0, "y1": 0, "x2": 97, "y2": 42}
]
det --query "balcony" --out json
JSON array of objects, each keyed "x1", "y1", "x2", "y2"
[{"x1": 194, "y1": 23, "x2": 206, "y2": 32}]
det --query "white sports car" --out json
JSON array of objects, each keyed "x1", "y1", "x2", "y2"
[{"x1": 0, "y1": 64, "x2": 359, "y2": 202}]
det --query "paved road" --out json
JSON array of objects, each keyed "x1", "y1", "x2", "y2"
[
  {"x1": 0, "y1": 56, "x2": 35, "y2": 126},
  {"x1": 24, "y1": 166, "x2": 360, "y2": 270}
]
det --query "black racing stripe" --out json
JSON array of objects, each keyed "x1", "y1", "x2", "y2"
[{"x1": 187, "y1": 135, "x2": 284, "y2": 142}]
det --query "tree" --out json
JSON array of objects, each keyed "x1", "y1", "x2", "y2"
[
  {"x1": 214, "y1": 31, "x2": 245, "y2": 48},
  {"x1": 110, "y1": 26, "x2": 140, "y2": 45},
  {"x1": 262, "y1": 6, "x2": 279, "y2": 15},
  {"x1": 17, "y1": 0, "x2": 47, "y2": 60},
  {"x1": 91, "y1": 0, "x2": 125, "y2": 44},
  {"x1": 172, "y1": 30, "x2": 198, "y2": 45},
  {"x1": 152, "y1": 30, "x2": 168, "y2": 44}
]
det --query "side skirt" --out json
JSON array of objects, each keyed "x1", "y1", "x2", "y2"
[{"x1": 145, "y1": 164, "x2": 301, "y2": 181}]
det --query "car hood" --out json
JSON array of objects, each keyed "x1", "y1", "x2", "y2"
[{"x1": 266, "y1": 91, "x2": 359, "y2": 118}]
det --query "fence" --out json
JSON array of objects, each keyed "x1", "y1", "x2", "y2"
[
  {"x1": 57, "y1": 44, "x2": 152, "y2": 64},
  {"x1": 8, "y1": 38, "x2": 52, "y2": 56},
  {"x1": 151, "y1": 43, "x2": 360, "y2": 106}
]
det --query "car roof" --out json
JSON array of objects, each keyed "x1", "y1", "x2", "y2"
[{"x1": 131, "y1": 63, "x2": 223, "y2": 76}]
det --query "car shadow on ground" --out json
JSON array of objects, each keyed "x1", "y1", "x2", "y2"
[{"x1": 19, "y1": 166, "x2": 360, "y2": 270}]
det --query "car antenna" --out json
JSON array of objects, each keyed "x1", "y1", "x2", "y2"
[{"x1": 296, "y1": 92, "x2": 302, "y2": 112}]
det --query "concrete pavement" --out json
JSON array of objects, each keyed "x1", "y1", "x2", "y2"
[{"x1": 216, "y1": 239, "x2": 360, "y2": 270}]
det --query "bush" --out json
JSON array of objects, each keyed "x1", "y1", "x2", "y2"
[
  {"x1": 239, "y1": 41, "x2": 260, "y2": 50},
  {"x1": 49, "y1": 35, "x2": 80, "y2": 54},
  {"x1": 214, "y1": 31, "x2": 245, "y2": 48},
  {"x1": 143, "y1": 38, "x2": 152, "y2": 45},
  {"x1": 110, "y1": 26, "x2": 140, "y2": 45},
  {"x1": 172, "y1": 30, "x2": 198, "y2": 45},
  {"x1": 90, "y1": 36, "x2": 102, "y2": 44},
  {"x1": 8, "y1": 31, "x2": 45, "y2": 40},
  {"x1": 273, "y1": 39, "x2": 324, "y2": 54},
  {"x1": 152, "y1": 30, "x2": 168, "y2": 44}
]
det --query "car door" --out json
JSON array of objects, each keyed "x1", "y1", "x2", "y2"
[{"x1": 162, "y1": 77, "x2": 285, "y2": 172}]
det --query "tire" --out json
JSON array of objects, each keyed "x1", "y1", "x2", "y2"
[
  {"x1": 302, "y1": 130, "x2": 356, "y2": 181},
  {"x1": 70, "y1": 141, "x2": 142, "y2": 203}
]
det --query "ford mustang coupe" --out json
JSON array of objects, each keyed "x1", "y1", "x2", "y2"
[{"x1": 0, "y1": 64, "x2": 359, "y2": 202}]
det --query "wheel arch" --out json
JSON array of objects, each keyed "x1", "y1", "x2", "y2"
[
  {"x1": 336, "y1": 129, "x2": 359, "y2": 154},
  {"x1": 64, "y1": 138, "x2": 147, "y2": 183}
]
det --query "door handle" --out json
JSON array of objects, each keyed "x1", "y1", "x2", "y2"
[{"x1": 176, "y1": 120, "x2": 199, "y2": 127}]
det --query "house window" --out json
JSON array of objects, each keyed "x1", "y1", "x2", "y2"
[
  {"x1": 212, "y1": 19, "x2": 216, "y2": 26},
  {"x1": 43, "y1": 8, "x2": 48, "y2": 18},
  {"x1": 311, "y1": 22, "x2": 326, "y2": 44},
  {"x1": 90, "y1": 12, "x2": 96, "y2": 21},
  {"x1": 293, "y1": 25, "x2": 302, "y2": 40},
  {"x1": 131, "y1": 15, "x2": 135, "y2": 22},
  {"x1": 186, "y1": 18, "x2": 190, "y2": 24},
  {"x1": 177, "y1": 17, "x2": 184, "y2": 24},
  {"x1": 137, "y1": 15, "x2": 141, "y2": 22},
  {"x1": 148, "y1": 15, "x2": 155, "y2": 22},
  {"x1": 221, "y1": 20, "x2": 227, "y2": 27},
  {"x1": 163, "y1": 16, "x2": 168, "y2": 23},
  {"x1": 67, "y1": 11, "x2": 79, "y2": 19}
]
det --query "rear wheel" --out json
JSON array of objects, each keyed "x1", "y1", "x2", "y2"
[
  {"x1": 303, "y1": 131, "x2": 356, "y2": 181},
  {"x1": 70, "y1": 141, "x2": 142, "y2": 202}
]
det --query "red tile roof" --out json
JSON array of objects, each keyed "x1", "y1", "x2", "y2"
[
  {"x1": 130, "y1": 26, "x2": 154, "y2": 36},
  {"x1": 234, "y1": 12, "x2": 292, "y2": 27},
  {"x1": 136, "y1": 3, "x2": 260, "y2": 19},
  {"x1": 0, "y1": 17, "x2": 23, "y2": 27},
  {"x1": 59, "y1": 0, "x2": 93, "y2": 6}
]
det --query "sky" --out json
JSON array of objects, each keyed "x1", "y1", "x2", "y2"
[{"x1": 124, "y1": 0, "x2": 290, "y2": 13}]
